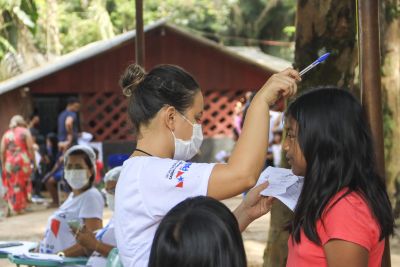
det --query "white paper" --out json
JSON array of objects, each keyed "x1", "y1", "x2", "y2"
[
  {"x1": 256, "y1": 167, "x2": 303, "y2": 211},
  {"x1": 0, "y1": 241, "x2": 37, "y2": 255},
  {"x1": 15, "y1": 252, "x2": 64, "y2": 262},
  {"x1": 274, "y1": 178, "x2": 304, "y2": 211}
]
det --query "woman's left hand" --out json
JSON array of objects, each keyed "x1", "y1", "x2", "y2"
[
  {"x1": 234, "y1": 182, "x2": 274, "y2": 232},
  {"x1": 243, "y1": 182, "x2": 274, "y2": 221}
]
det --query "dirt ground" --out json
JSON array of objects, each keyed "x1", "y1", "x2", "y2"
[{"x1": 0, "y1": 196, "x2": 399, "y2": 267}]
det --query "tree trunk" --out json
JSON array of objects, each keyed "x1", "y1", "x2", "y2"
[
  {"x1": 263, "y1": 1, "x2": 358, "y2": 266},
  {"x1": 294, "y1": 0, "x2": 357, "y2": 91},
  {"x1": 46, "y1": 0, "x2": 62, "y2": 56},
  {"x1": 381, "y1": 0, "x2": 400, "y2": 218},
  {"x1": 263, "y1": 200, "x2": 293, "y2": 267}
]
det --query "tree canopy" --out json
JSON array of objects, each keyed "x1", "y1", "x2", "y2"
[{"x1": 0, "y1": 0, "x2": 296, "y2": 81}]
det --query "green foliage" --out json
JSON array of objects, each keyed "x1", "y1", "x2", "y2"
[
  {"x1": 226, "y1": 0, "x2": 296, "y2": 60},
  {"x1": 0, "y1": 35, "x2": 16, "y2": 59},
  {"x1": 107, "y1": 0, "x2": 231, "y2": 35},
  {"x1": 35, "y1": 0, "x2": 115, "y2": 54},
  {"x1": 283, "y1": 26, "x2": 295, "y2": 38},
  {"x1": 59, "y1": 15, "x2": 104, "y2": 53},
  {"x1": 385, "y1": 1, "x2": 400, "y2": 22},
  {"x1": 0, "y1": 0, "x2": 296, "y2": 78},
  {"x1": 383, "y1": 96, "x2": 395, "y2": 162},
  {"x1": 158, "y1": 0, "x2": 231, "y2": 33},
  {"x1": 107, "y1": 0, "x2": 135, "y2": 33},
  {"x1": 0, "y1": 0, "x2": 38, "y2": 49}
]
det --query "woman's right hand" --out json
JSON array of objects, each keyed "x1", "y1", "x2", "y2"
[
  {"x1": 257, "y1": 68, "x2": 301, "y2": 106},
  {"x1": 73, "y1": 225, "x2": 98, "y2": 251}
]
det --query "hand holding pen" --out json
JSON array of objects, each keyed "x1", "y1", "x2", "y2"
[{"x1": 299, "y1": 53, "x2": 330, "y2": 77}]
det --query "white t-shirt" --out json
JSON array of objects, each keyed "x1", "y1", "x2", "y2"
[
  {"x1": 114, "y1": 157, "x2": 215, "y2": 267},
  {"x1": 86, "y1": 217, "x2": 116, "y2": 267},
  {"x1": 39, "y1": 187, "x2": 104, "y2": 254}
]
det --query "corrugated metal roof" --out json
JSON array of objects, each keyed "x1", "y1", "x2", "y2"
[{"x1": 228, "y1": 46, "x2": 291, "y2": 73}]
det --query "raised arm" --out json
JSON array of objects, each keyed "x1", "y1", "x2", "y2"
[
  {"x1": 65, "y1": 116, "x2": 74, "y2": 146},
  {"x1": 208, "y1": 69, "x2": 300, "y2": 200}
]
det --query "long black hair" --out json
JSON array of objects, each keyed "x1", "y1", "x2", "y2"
[
  {"x1": 120, "y1": 64, "x2": 200, "y2": 135},
  {"x1": 148, "y1": 196, "x2": 247, "y2": 267},
  {"x1": 286, "y1": 87, "x2": 393, "y2": 244}
]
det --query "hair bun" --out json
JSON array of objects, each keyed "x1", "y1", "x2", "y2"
[{"x1": 120, "y1": 64, "x2": 146, "y2": 97}]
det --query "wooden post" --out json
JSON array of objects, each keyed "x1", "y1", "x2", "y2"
[
  {"x1": 135, "y1": 0, "x2": 145, "y2": 68},
  {"x1": 357, "y1": 0, "x2": 390, "y2": 266}
]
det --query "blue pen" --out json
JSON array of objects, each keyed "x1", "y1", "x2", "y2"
[{"x1": 299, "y1": 53, "x2": 330, "y2": 76}]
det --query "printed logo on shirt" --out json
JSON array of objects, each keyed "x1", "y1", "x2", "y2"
[
  {"x1": 50, "y1": 219, "x2": 61, "y2": 238},
  {"x1": 166, "y1": 161, "x2": 183, "y2": 180},
  {"x1": 175, "y1": 162, "x2": 192, "y2": 188}
]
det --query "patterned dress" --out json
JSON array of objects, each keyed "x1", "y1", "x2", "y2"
[{"x1": 1, "y1": 127, "x2": 33, "y2": 213}]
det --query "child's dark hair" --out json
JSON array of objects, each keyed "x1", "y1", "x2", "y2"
[
  {"x1": 286, "y1": 87, "x2": 393, "y2": 245},
  {"x1": 119, "y1": 64, "x2": 200, "y2": 135},
  {"x1": 149, "y1": 196, "x2": 247, "y2": 267}
]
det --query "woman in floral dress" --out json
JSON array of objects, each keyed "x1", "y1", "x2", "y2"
[{"x1": 1, "y1": 115, "x2": 35, "y2": 214}]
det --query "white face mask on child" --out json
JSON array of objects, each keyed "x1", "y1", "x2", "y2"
[
  {"x1": 172, "y1": 114, "x2": 203, "y2": 161},
  {"x1": 64, "y1": 170, "x2": 89, "y2": 190}
]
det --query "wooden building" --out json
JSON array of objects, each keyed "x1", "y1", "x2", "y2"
[{"x1": 0, "y1": 20, "x2": 290, "y2": 144}]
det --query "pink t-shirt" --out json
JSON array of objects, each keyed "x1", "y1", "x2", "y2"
[{"x1": 287, "y1": 189, "x2": 384, "y2": 267}]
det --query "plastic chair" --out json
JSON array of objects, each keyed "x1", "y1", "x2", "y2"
[{"x1": 106, "y1": 248, "x2": 123, "y2": 267}]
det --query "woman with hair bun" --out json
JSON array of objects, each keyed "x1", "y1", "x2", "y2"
[{"x1": 115, "y1": 64, "x2": 300, "y2": 266}]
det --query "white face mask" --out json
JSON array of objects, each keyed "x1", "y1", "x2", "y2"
[
  {"x1": 106, "y1": 193, "x2": 115, "y2": 211},
  {"x1": 172, "y1": 114, "x2": 203, "y2": 161},
  {"x1": 64, "y1": 169, "x2": 89, "y2": 190}
]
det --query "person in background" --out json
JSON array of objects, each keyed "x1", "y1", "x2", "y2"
[
  {"x1": 92, "y1": 147, "x2": 104, "y2": 185},
  {"x1": 271, "y1": 129, "x2": 283, "y2": 167},
  {"x1": 0, "y1": 115, "x2": 35, "y2": 215},
  {"x1": 39, "y1": 145, "x2": 104, "y2": 256},
  {"x1": 45, "y1": 133, "x2": 59, "y2": 172},
  {"x1": 73, "y1": 166, "x2": 122, "y2": 267},
  {"x1": 31, "y1": 135, "x2": 46, "y2": 203},
  {"x1": 58, "y1": 97, "x2": 81, "y2": 150},
  {"x1": 233, "y1": 100, "x2": 243, "y2": 140},
  {"x1": 284, "y1": 88, "x2": 393, "y2": 267},
  {"x1": 43, "y1": 143, "x2": 66, "y2": 208},
  {"x1": 28, "y1": 113, "x2": 41, "y2": 141}
]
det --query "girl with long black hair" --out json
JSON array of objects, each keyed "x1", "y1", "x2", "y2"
[{"x1": 284, "y1": 87, "x2": 393, "y2": 267}]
